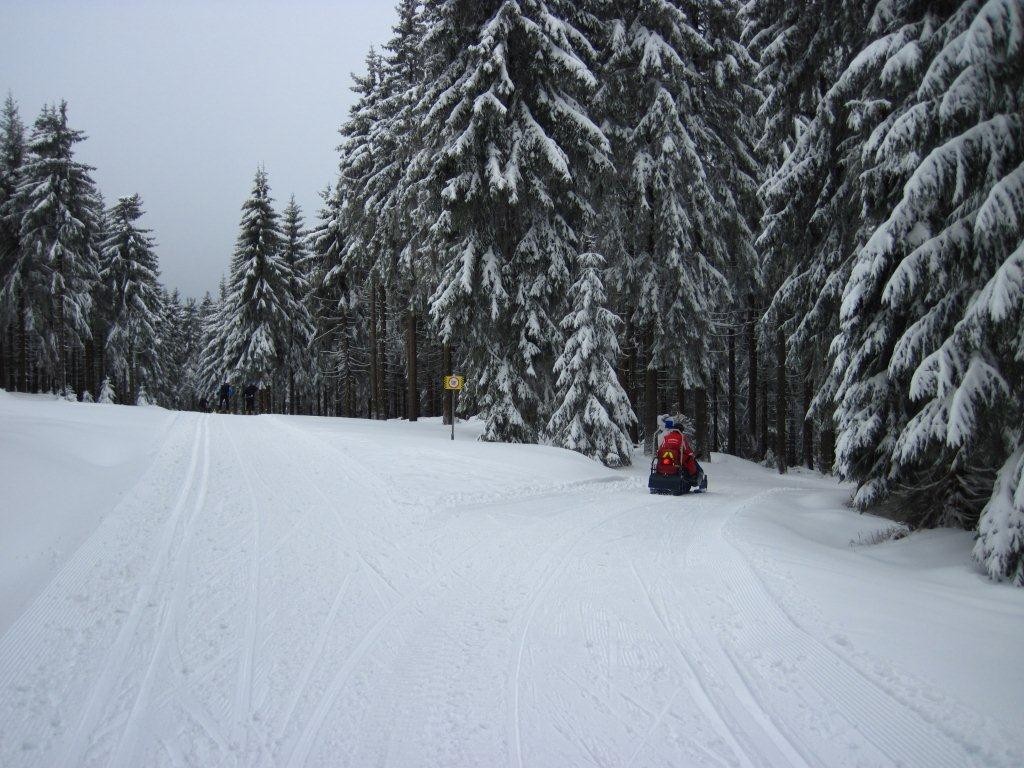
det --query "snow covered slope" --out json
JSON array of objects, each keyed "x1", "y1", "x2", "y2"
[
  {"x1": 0, "y1": 392, "x2": 174, "y2": 633},
  {"x1": 0, "y1": 398, "x2": 1021, "y2": 767}
]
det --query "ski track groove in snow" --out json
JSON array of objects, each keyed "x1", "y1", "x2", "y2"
[
  {"x1": 0, "y1": 410, "x2": 182, "y2": 687},
  {"x1": 509, "y1": 500, "x2": 651, "y2": 768},
  {"x1": 273, "y1": 568, "x2": 356, "y2": 744},
  {"x1": 669, "y1": 489, "x2": 818, "y2": 768},
  {"x1": 106, "y1": 414, "x2": 213, "y2": 768},
  {"x1": 284, "y1": 481, "x2": 642, "y2": 768},
  {"x1": 707, "y1": 489, "x2": 987, "y2": 767},
  {"x1": 57, "y1": 414, "x2": 207, "y2": 767},
  {"x1": 2, "y1": 408, "x2": 1022, "y2": 768},
  {"x1": 222, "y1": 415, "x2": 264, "y2": 757},
  {"x1": 281, "y1": 535, "x2": 484, "y2": 768},
  {"x1": 628, "y1": 559, "x2": 760, "y2": 768}
]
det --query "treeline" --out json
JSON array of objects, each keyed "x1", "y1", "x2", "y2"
[
  {"x1": 1, "y1": 0, "x2": 1021, "y2": 583},
  {"x1": 0, "y1": 98, "x2": 189, "y2": 407}
]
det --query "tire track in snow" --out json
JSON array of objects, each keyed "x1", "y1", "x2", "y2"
[
  {"x1": 56, "y1": 415, "x2": 205, "y2": 767},
  {"x1": 260, "y1": 415, "x2": 427, "y2": 582},
  {"x1": 223, "y1": 416, "x2": 385, "y2": 765},
  {"x1": 265, "y1": 415, "x2": 412, "y2": 511}
]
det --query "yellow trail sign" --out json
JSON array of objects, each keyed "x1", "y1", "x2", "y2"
[{"x1": 443, "y1": 375, "x2": 465, "y2": 391}]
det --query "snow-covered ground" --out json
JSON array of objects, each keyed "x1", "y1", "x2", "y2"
[{"x1": 1, "y1": 393, "x2": 1022, "y2": 767}]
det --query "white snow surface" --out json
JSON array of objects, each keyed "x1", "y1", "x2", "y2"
[{"x1": 1, "y1": 393, "x2": 1022, "y2": 768}]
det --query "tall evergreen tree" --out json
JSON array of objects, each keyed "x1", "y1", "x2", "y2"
[
  {"x1": 0, "y1": 94, "x2": 26, "y2": 391},
  {"x1": 417, "y1": 0, "x2": 611, "y2": 442},
  {"x1": 379, "y1": 0, "x2": 428, "y2": 421},
  {"x1": 195, "y1": 290, "x2": 226, "y2": 400},
  {"x1": 549, "y1": 252, "x2": 636, "y2": 466},
  {"x1": 600, "y1": 0, "x2": 760, "y2": 451},
  {"x1": 5, "y1": 102, "x2": 101, "y2": 391},
  {"x1": 748, "y1": 0, "x2": 879, "y2": 382},
  {"x1": 820, "y1": 0, "x2": 1024, "y2": 582},
  {"x1": 280, "y1": 195, "x2": 315, "y2": 412},
  {"x1": 101, "y1": 194, "x2": 164, "y2": 403},
  {"x1": 218, "y1": 168, "x2": 299, "y2": 390},
  {"x1": 309, "y1": 182, "x2": 365, "y2": 417}
]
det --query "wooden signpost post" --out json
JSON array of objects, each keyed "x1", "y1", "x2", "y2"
[{"x1": 443, "y1": 375, "x2": 464, "y2": 440}]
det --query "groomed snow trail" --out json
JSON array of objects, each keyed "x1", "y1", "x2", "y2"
[{"x1": 0, "y1": 411, "x2": 1021, "y2": 767}]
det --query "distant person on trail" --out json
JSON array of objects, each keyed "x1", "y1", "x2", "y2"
[
  {"x1": 218, "y1": 381, "x2": 231, "y2": 413},
  {"x1": 199, "y1": 397, "x2": 208, "y2": 413},
  {"x1": 244, "y1": 383, "x2": 257, "y2": 415}
]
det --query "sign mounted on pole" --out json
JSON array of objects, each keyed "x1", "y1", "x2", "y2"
[
  {"x1": 443, "y1": 375, "x2": 465, "y2": 391},
  {"x1": 443, "y1": 375, "x2": 465, "y2": 440}
]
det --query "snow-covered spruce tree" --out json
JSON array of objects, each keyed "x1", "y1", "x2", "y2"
[
  {"x1": 97, "y1": 375, "x2": 116, "y2": 404},
  {"x1": 744, "y1": 0, "x2": 879, "y2": 468},
  {"x1": 135, "y1": 382, "x2": 153, "y2": 406},
  {"x1": 219, "y1": 168, "x2": 300, "y2": 394},
  {"x1": 0, "y1": 94, "x2": 26, "y2": 391},
  {"x1": 336, "y1": 49, "x2": 389, "y2": 418},
  {"x1": 599, "y1": 0, "x2": 759, "y2": 451},
  {"x1": 824, "y1": 0, "x2": 1024, "y2": 582},
  {"x1": 101, "y1": 194, "x2": 164, "y2": 404},
  {"x1": 195, "y1": 278, "x2": 231, "y2": 397},
  {"x1": 417, "y1": 0, "x2": 610, "y2": 443},
  {"x1": 549, "y1": 252, "x2": 636, "y2": 466},
  {"x1": 308, "y1": 179, "x2": 365, "y2": 417},
  {"x1": 5, "y1": 102, "x2": 101, "y2": 392},
  {"x1": 182, "y1": 293, "x2": 212, "y2": 405},
  {"x1": 279, "y1": 196, "x2": 315, "y2": 413},
  {"x1": 156, "y1": 288, "x2": 193, "y2": 408},
  {"x1": 373, "y1": 0, "x2": 429, "y2": 421}
]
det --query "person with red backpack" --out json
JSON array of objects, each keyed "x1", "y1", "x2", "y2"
[{"x1": 648, "y1": 419, "x2": 708, "y2": 495}]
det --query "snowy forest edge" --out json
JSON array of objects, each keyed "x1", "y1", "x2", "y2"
[{"x1": 0, "y1": 0, "x2": 1021, "y2": 584}]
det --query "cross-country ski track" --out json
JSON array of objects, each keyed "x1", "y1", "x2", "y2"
[{"x1": 1, "y1": 402, "x2": 1022, "y2": 767}]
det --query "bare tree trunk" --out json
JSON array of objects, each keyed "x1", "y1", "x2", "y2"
[
  {"x1": 644, "y1": 336, "x2": 658, "y2": 455},
  {"x1": 18, "y1": 294, "x2": 27, "y2": 392},
  {"x1": 4, "y1": 322, "x2": 13, "y2": 391},
  {"x1": 747, "y1": 293, "x2": 758, "y2": 448},
  {"x1": 58, "y1": 297, "x2": 67, "y2": 394},
  {"x1": 822, "y1": 423, "x2": 836, "y2": 474},
  {"x1": 619, "y1": 320, "x2": 638, "y2": 443},
  {"x1": 694, "y1": 387, "x2": 709, "y2": 460},
  {"x1": 83, "y1": 337, "x2": 94, "y2": 397},
  {"x1": 803, "y1": 374, "x2": 814, "y2": 470},
  {"x1": 368, "y1": 279, "x2": 380, "y2": 419},
  {"x1": 442, "y1": 342, "x2": 452, "y2": 426},
  {"x1": 712, "y1": 376, "x2": 720, "y2": 453},
  {"x1": 340, "y1": 309, "x2": 352, "y2": 418},
  {"x1": 426, "y1": 343, "x2": 437, "y2": 418},
  {"x1": 406, "y1": 308, "x2": 418, "y2": 421},
  {"x1": 727, "y1": 326, "x2": 737, "y2": 455},
  {"x1": 759, "y1": 376, "x2": 768, "y2": 459},
  {"x1": 0, "y1": 324, "x2": 6, "y2": 391},
  {"x1": 677, "y1": 380, "x2": 686, "y2": 419},
  {"x1": 776, "y1": 326, "x2": 787, "y2": 474},
  {"x1": 378, "y1": 283, "x2": 388, "y2": 419}
]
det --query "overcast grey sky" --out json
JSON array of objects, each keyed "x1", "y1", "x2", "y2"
[{"x1": 2, "y1": 0, "x2": 398, "y2": 299}]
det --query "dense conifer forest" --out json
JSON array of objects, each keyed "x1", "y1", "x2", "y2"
[{"x1": 1, "y1": 0, "x2": 1021, "y2": 583}]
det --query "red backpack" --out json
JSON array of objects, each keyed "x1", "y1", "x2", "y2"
[{"x1": 656, "y1": 430, "x2": 698, "y2": 477}]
